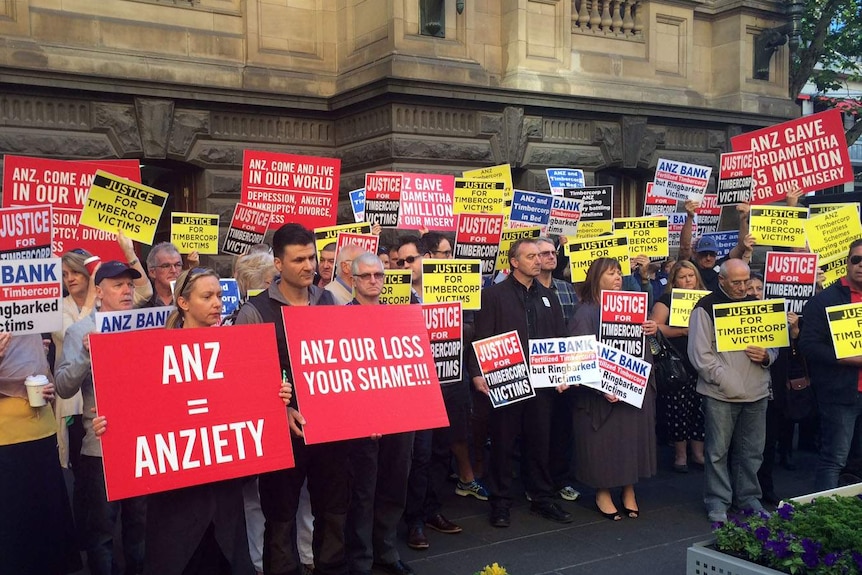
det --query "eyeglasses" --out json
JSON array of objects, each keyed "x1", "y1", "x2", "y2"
[
  {"x1": 178, "y1": 267, "x2": 208, "y2": 296},
  {"x1": 156, "y1": 262, "x2": 183, "y2": 270},
  {"x1": 396, "y1": 255, "x2": 419, "y2": 267},
  {"x1": 431, "y1": 249, "x2": 452, "y2": 257},
  {"x1": 850, "y1": 255, "x2": 862, "y2": 265},
  {"x1": 538, "y1": 250, "x2": 556, "y2": 258},
  {"x1": 699, "y1": 252, "x2": 717, "y2": 258},
  {"x1": 354, "y1": 272, "x2": 385, "y2": 282}
]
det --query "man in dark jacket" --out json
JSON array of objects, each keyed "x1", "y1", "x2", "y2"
[
  {"x1": 468, "y1": 238, "x2": 572, "y2": 528},
  {"x1": 798, "y1": 239, "x2": 862, "y2": 492}
]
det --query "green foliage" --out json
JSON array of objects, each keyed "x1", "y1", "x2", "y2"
[{"x1": 713, "y1": 495, "x2": 862, "y2": 574}]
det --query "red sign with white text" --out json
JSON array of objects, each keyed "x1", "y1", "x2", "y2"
[
  {"x1": 90, "y1": 324, "x2": 294, "y2": 501},
  {"x1": 397, "y1": 173, "x2": 455, "y2": 231},
  {"x1": 643, "y1": 182, "x2": 678, "y2": 216},
  {"x1": 364, "y1": 173, "x2": 402, "y2": 227},
  {"x1": 223, "y1": 203, "x2": 272, "y2": 256},
  {"x1": 2, "y1": 156, "x2": 141, "y2": 259},
  {"x1": 335, "y1": 232, "x2": 379, "y2": 262},
  {"x1": 454, "y1": 213, "x2": 504, "y2": 275},
  {"x1": 241, "y1": 150, "x2": 340, "y2": 230},
  {"x1": 422, "y1": 302, "x2": 463, "y2": 385},
  {"x1": 283, "y1": 305, "x2": 448, "y2": 444},
  {"x1": 600, "y1": 290, "x2": 648, "y2": 358},
  {"x1": 718, "y1": 151, "x2": 754, "y2": 205},
  {"x1": 472, "y1": 330, "x2": 535, "y2": 408},
  {"x1": 0, "y1": 204, "x2": 53, "y2": 259},
  {"x1": 698, "y1": 194, "x2": 721, "y2": 234},
  {"x1": 731, "y1": 109, "x2": 852, "y2": 204},
  {"x1": 763, "y1": 251, "x2": 818, "y2": 315}
]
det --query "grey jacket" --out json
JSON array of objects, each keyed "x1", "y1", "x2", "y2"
[
  {"x1": 688, "y1": 302, "x2": 776, "y2": 403},
  {"x1": 54, "y1": 311, "x2": 101, "y2": 457}
]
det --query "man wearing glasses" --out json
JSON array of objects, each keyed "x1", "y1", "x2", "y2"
[
  {"x1": 142, "y1": 242, "x2": 184, "y2": 307},
  {"x1": 325, "y1": 244, "x2": 364, "y2": 305},
  {"x1": 344, "y1": 251, "x2": 416, "y2": 575},
  {"x1": 394, "y1": 236, "x2": 426, "y2": 303},
  {"x1": 688, "y1": 258, "x2": 777, "y2": 523},
  {"x1": 799, "y1": 239, "x2": 862, "y2": 491}
]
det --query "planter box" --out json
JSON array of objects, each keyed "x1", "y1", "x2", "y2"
[{"x1": 687, "y1": 540, "x2": 785, "y2": 575}]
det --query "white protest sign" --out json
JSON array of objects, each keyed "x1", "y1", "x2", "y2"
[
  {"x1": 96, "y1": 306, "x2": 176, "y2": 333},
  {"x1": 0, "y1": 257, "x2": 62, "y2": 334},
  {"x1": 528, "y1": 336, "x2": 600, "y2": 388}
]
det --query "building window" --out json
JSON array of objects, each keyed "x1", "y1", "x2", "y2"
[{"x1": 420, "y1": 0, "x2": 445, "y2": 37}]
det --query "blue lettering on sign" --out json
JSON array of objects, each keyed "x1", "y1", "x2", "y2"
[
  {"x1": 1, "y1": 262, "x2": 58, "y2": 284},
  {"x1": 350, "y1": 188, "x2": 366, "y2": 220}
]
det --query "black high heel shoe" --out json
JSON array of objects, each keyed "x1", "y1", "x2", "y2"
[
  {"x1": 596, "y1": 501, "x2": 622, "y2": 521},
  {"x1": 622, "y1": 506, "x2": 640, "y2": 519}
]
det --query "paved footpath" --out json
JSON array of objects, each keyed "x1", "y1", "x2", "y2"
[{"x1": 394, "y1": 446, "x2": 818, "y2": 575}]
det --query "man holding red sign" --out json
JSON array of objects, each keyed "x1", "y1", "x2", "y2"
[
  {"x1": 234, "y1": 224, "x2": 350, "y2": 575},
  {"x1": 468, "y1": 238, "x2": 572, "y2": 528}
]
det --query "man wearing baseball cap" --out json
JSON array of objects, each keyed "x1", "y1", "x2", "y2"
[
  {"x1": 678, "y1": 200, "x2": 753, "y2": 291},
  {"x1": 55, "y1": 261, "x2": 147, "y2": 575}
]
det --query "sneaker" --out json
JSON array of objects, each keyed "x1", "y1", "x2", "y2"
[
  {"x1": 557, "y1": 485, "x2": 581, "y2": 501},
  {"x1": 708, "y1": 510, "x2": 728, "y2": 524},
  {"x1": 455, "y1": 480, "x2": 489, "y2": 501}
]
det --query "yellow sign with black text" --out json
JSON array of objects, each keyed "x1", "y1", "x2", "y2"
[
  {"x1": 613, "y1": 216, "x2": 669, "y2": 258},
  {"x1": 170, "y1": 212, "x2": 219, "y2": 254},
  {"x1": 454, "y1": 179, "x2": 507, "y2": 215},
  {"x1": 80, "y1": 170, "x2": 168, "y2": 245},
  {"x1": 669, "y1": 289, "x2": 711, "y2": 327},
  {"x1": 314, "y1": 222, "x2": 371, "y2": 255},
  {"x1": 422, "y1": 259, "x2": 482, "y2": 309},
  {"x1": 804, "y1": 204, "x2": 862, "y2": 263},
  {"x1": 379, "y1": 270, "x2": 412, "y2": 305},
  {"x1": 713, "y1": 298, "x2": 789, "y2": 352},
  {"x1": 566, "y1": 234, "x2": 630, "y2": 283},
  {"x1": 826, "y1": 302, "x2": 862, "y2": 359},
  {"x1": 749, "y1": 206, "x2": 808, "y2": 248}
]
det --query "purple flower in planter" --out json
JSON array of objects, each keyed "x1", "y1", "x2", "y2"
[
  {"x1": 775, "y1": 503, "x2": 794, "y2": 520},
  {"x1": 710, "y1": 521, "x2": 724, "y2": 530},
  {"x1": 823, "y1": 552, "x2": 840, "y2": 567},
  {"x1": 755, "y1": 526, "x2": 770, "y2": 542},
  {"x1": 801, "y1": 538, "x2": 821, "y2": 569},
  {"x1": 765, "y1": 539, "x2": 791, "y2": 559},
  {"x1": 852, "y1": 551, "x2": 862, "y2": 570}
]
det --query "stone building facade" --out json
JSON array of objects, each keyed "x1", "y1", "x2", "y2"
[{"x1": 0, "y1": 0, "x2": 797, "y2": 262}]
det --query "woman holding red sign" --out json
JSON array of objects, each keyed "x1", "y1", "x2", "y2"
[
  {"x1": 93, "y1": 268, "x2": 292, "y2": 575},
  {"x1": 568, "y1": 258, "x2": 658, "y2": 521}
]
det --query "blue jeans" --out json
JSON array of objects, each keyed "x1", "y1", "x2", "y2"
[
  {"x1": 702, "y1": 397, "x2": 767, "y2": 515},
  {"x1": 814, "y1": 394, "x2": 862, "y2": 492}
]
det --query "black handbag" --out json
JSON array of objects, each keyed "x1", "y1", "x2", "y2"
[{"x1": 647, "y1": 330, "x2": 692, "y2": 395}]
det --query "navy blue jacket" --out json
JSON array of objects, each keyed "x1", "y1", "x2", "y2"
[{"x1": 798, "y1": 280, "x2": 861, "y2": 405}]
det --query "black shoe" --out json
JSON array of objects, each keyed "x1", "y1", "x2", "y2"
[
  {"x1": 374, "y1": 560, "x2": 415, "y2": 575},
  {"x1": 530, "y1": 501, "x2": 573, "y2": 524},
  {"x1": 407, "y1": 525, "x2": 429, "y2": 550},
  {"x1": 489, "y1": 508, "x2": 510, "y2": 528},
  {"x1": 425, "y1": 513, "x2": 462, "y2": 534}
]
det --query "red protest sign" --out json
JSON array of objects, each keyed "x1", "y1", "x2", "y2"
[
  {"x1": 2, "y1": 156, "x2": 141, "y2": 259},
  {"x1": 335, "y1": 232, "x2": 379, "y2": 262},
  {"x1": 454, "y1": 213, "x2": 504, "y2": 275},
  {"x1": 731, "y1": 109, "x2": 852, "y2": 204},
  {"x1": 223, "y1": 203, "x2": 272, "y2": 256},
  {"x1": 422, "y1": 302, "x2": 463, "y2": 385},
  {"x1": 0, "y1": 205, "x2": 53, "y2": 259},
  {"x1": 365, "y1": 173, "x2": 402, "y2": 227},
  {"x1": 283, "y1": 305, "x2": 449, "y2": 444},
  {"x1": 718, "y1": 151, "x2": 754, "y2": 205},
  {"x1": 241, "y1": 151, "x2": 340, "y2": 230},
  {"x1": 763, "y1": 252, "x2": 818, "y2": 315},
  {"x1": 398, "y1": 173, "x2": 455, "y2": 231},
  {"x1": 698, "y1": 194, "x2": 721, "y2": 234},
  {"x1": 600, "y1": 290, "x2": 648, "y2": 358},
  {"x1": 90, "y1": 324, "x2": 294, "y2": 501},
  {"x1": 643, "y1": 182, "x2": 677, "y2": 216},
  {"x1": 472, "y1": 330, "x2": 535, "y2": 408}
]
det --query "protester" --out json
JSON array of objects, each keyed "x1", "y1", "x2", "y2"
[
  {"x1": 650, "y1": 261, "x2": 706, "y2": 473},
  {"x1": 798, "y1": 239, "x2": 862, "y2": 492},
  {"x1": 344, "y1": 251, "x2": 416, "y2": 575},
  {"x1": 325, "y1": 244, "x2": 364, "y2": 305},
  {"x1": 234, "y1": 223, "x2": 350, "y2": 575},
  {"x1": 377, "y1": 246, "x2": 391, "y2": 269},
  {"x1": 535, "y1": 237, "x2": 581, "y2": 502},
  {"x1": 55, "y1": 261, "x2": 148, "y2": 575},
  {"x1": 469, "y1": 238, "x2": 573, "y2": 528},
  {"x1": 678, "y1": 200, "x2": 752, "y2": 292},
  {"x1": 316, "y1": 242, "x2": 336, "y2": 289},
  {"x1": 688, "y1": 259, "x2": 776, "y2": 523},
  {"x1": 0, "y1": 333, "x2": 82, "y2": 575},
  {"x1": 395, "y1": 236, "x2": 425, "y2": 302},
  {"x1": 569, "y1": 257, "x2": 658, "y2": 521},
  {"x1": 144, "y1": 242, "x2": 199, "y2": 307}
]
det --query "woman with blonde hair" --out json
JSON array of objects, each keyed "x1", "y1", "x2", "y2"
[{"x1": 650, "y1": 260, "x2": 707, "y2": 472}]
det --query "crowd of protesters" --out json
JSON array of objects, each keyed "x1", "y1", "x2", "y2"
[{"x1": 2, "y1": 190, "x2": 861, "y2": 575}]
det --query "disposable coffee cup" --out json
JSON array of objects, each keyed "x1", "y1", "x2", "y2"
[
  {"x1": 84, "y1": 256, "x2": 101, "y2": 275},
  {"x1": 25, "y1": 375, "x2": 49, "y2": 408}
]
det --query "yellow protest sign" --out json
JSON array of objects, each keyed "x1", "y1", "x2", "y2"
[
  {"x1": 496, "y1": 227, "x2": 541, "y2": 271},
  {"x1": 808, "y1": 202, "x2": 861, "y2": 217},
  {"x1": 463, "y1": 165, "x2": 514, "y2": 223},
  {"x1": 566, "y1": 234, "x2": 630, "y2": 283},
  {"x1": 453, "y1": 178, "x2": 506, "y2": 214},
  {"x1": 713, "y1": 298, "x2": 789, "y2": 352},
  {"x1": 422, "y1": 259, "x2": 482, "y2": 309},
  {"x1": 314, "y1": 222, "x2": 371, "y2": 254},
  {"x1": 613, "y1": 216, "x2": 669, "y2": 258},
  {"x1": 826, "y1": 302, "x2": 862, "y2": 359},
  {"x1": 669, "y1": 289, "x2": 711, "y2": 327},
  {"x1": 80, "y1": 170, "x2": 168, "y2": 245},
  {"x1": 574, "y1": 220, "x2": 614, "y2": 239},
  {"x1": 804, "y1": 204, "x2": 862, "y2": 263},
  {"x1": 170, "y1": 212, "x2": 219, "y2": 254},
  {"x1": 379, "y1": 270, "x2": 412, "y2": 305},
  {"x1": 819, "y1": 255, "x2": 845, "y2": 289},
  {"x1": 749, "y1": 206, "x2": 808, "y2": 248}
]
